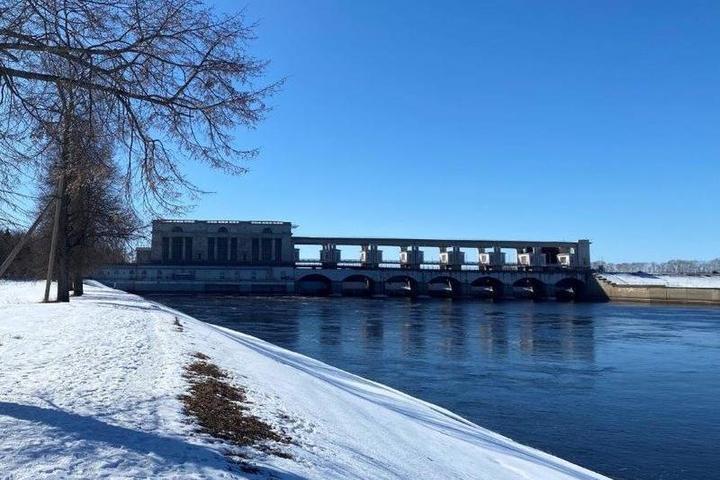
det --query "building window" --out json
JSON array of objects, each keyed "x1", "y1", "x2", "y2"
[
  {"x1": 218, "y1": 226, "x2": 228, "y2": 233},
  {"x1": 230, "y1": 238, "x2": 238, "y2": 261},
  {"x1": 171, "y1": 237, "x2": 183, "y2": 261},
  {"x1": 217, "y1": 237, "x2": 228, "y2": 262},
  {"x1": 261, "y1": 238, "x2": 272, "y2": 262},
  {"x1": 184, "y1": 237, "x2": 193, "y2": 262},
  {"x1": 251, "y1": 238, "x2": 259, "y2": 262},
  {"x1": 162, "y1": 237, "x2": 170, "y2": 262},
  {"x1": 208, "y1": 237, "x2": 216, "y2": 262},
  {"x1": 274, "y1": 238, "x2": 282, "y2": 263}
]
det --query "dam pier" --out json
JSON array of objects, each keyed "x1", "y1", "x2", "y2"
[{"x1": 97, "y1": 219, "x2": 595, "y2": 300}]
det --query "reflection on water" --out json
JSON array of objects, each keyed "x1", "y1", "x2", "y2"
[{"x1": 146, "y1": 294, "x2": 720, "y2": 480}]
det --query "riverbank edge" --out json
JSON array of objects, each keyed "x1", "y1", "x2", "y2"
[{"x1": 0, "y1": 280, "x2": 610, "y2": 479}]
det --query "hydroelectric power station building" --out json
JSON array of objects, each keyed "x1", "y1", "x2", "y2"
[{"x1": 97, "y1": 219, "x2": 594, "y2": 300}]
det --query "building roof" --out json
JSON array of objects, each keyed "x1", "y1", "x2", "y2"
[{"x1": 153, "y1": 219, "x2": 291, "y2": 225}]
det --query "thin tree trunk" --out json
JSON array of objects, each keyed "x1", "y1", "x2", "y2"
[{"x1": 73, "y1": 270, "x2": 84, "y2": 296}]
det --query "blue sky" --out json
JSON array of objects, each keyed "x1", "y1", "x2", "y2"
[{"x1": 185, "y1": 0, "x2": 720, "y2": 263}]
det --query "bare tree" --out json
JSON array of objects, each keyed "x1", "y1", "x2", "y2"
[
  {"x1": 37, "y1": 120, "x2": 142, "y2": 297},
  {"x1": 0, "y1": 0, "x2": 278, "y2": 300}
]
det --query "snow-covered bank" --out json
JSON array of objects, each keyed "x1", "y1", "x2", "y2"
[
  {"x1": 0, "y1": 281, "x2": 609, "y2": 479},
  {"x1": 598, "y1": 273, "x2": 720, "y2": 289}
]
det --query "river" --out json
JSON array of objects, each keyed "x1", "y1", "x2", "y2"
[{"x1": 145, "y1": 294, "x2": 720, "y2": 480}]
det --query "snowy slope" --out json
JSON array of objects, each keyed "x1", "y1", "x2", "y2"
[
  {"x1": 598, "y1": 273, "x2": 720, "y2": 289},
  {"x1": 0, "y1": 281, "x2": 609, "y2": 480}
]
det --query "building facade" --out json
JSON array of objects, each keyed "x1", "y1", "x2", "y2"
[
  {"x1": 100, "y1": 219, "x2": 595, "y2": 298},
  {"x1": 147, "y1": 220, "x2": 295, "y2": 265}
]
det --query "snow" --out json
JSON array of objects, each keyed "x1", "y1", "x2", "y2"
[
  {"x1": 0, "y1": 280, "x2": 609, "y2": 479},
  {"x1": 598, "y1": 273, "x2": 720, "y2": 289}
]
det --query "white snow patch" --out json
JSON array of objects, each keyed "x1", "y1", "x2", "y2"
[
  {"x1": 0, "y1": 281, "x2": 609, "y2": 479},
  {"x1": 598, "y1": 273, "x2": 720, "y2": 289}
]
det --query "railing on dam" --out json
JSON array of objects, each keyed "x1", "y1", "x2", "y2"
[
  {"x1": 296, "y1": 259, "x2": 575, "y2": 270},
  {"x1": 295, "y1": 259, "x2": 590, "y2": 272}
]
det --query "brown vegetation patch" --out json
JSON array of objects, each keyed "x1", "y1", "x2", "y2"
[
  {"x1": 192, "y1": 351, "x2": 210, "y2": 360},
  {"x1": 180, "y1": 355, "x2": 291, "y2": 460},
  {"x1": 184, "y1": 360, "x2": 226, "y2": 380}
]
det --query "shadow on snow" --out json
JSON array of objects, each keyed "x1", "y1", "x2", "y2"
[{"x1": 0, "y1": 401, "x2": 307, "y2": 479}]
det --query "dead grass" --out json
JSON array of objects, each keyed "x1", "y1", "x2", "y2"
[
  {"x1": 184, "y1": 360, "x2": 225, "y2": 379},
  {"x1": 180, "y1": 354, "x2": 291, "y2": 460}
]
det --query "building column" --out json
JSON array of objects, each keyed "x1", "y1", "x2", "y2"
[
  {"x1": 577, "y1": 239, "x2": 591, "y2": 268},
  {"x1": 415, "y1": 281, "x2": 429, "y2": 297},
  {"x1": 440, "y1": 246, "x2": 464, "y2": 271},
  {"x1": 320, "y1": 244, "x2": 341, "y2": 268},
  {"x1": 371, "y1": 280, "x2": 386, "y2": 296},
  {"x1": 361, "y1": 244, "x2": 382, "y2": 269},
  {"x1": 400, "y1": 246, "x2": 423, "y2": 269}
]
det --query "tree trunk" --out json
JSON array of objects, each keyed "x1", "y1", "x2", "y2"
[
  {"x1": 73, "y1": 271, "x2": 84, "y2": 296},
  {"x1": 54, "y1": 94, "x2": 74, "y2": 303},
  {"x1": 55, "y1": 179, "x2": 70, "y2": 303}
]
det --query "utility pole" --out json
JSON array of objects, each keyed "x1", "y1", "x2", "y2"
[
  {"x1": 0, "y1": 200, "x2": 53, "y2": 279},
  {"x1": 43, "y1": 175, "x2": 65, "y2": 303}
]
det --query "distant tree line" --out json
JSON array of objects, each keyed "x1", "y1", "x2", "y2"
[
  {"x1": 0, "y1": 228, "x2": 130, "y2": 280},
  {"x1": 593, "y1": 259, "x2": 720, "y2": 274},
  {"x1": 0, "y1": 229, "x2": 45, "y2": 278}
]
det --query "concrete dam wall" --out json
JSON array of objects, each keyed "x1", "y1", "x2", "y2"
[{"x1": 590, "y1": 274, "x2": 720, "y2": 305}]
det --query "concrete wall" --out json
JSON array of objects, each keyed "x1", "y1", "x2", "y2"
[
  {"x1": 94, "y1": 264, "x2": 592, "y2": 299},
  {"x1": 589, "y1": 275, "x2": 720, "y2": 305},
  {"x1": 95, "y1": 265, "x2": 296, "y2": 294},
  {"x1": 94, "y1": 265, "x2": 720, "y2": 304}
]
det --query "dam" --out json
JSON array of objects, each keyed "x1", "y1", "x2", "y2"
[{"x1": 96, "y1": 219, "x2": 596, "y2": 300}]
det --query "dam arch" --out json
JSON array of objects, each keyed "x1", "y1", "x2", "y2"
[
  {"x1": 470, "y1": 276, "x2": 505, "y2": 299},
  {"x1": 341, "y1": 274, "x2": 375, "y2": 296},
  {"x1": 428, "y1": 276, "x2": 463, "y2": 297},
  {"x1": 554, "y1": 278, "x2": 586, "y2": 302},
  {"x1": 512, "y1": 277, "x2": 547, "y2": 300},
  {"x1": 385, "y1": 275, "x2": 419, "y2": 297},
  {"x1": 296, "y1": 273, "x2": 333, "y2": 296}
]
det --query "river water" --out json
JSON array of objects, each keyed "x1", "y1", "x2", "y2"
[{"x1": 146, "y1": 294, "x2": 720, "y2": 480}]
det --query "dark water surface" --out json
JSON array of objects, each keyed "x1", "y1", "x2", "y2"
[{"x1": 147, "y1": 295, "x2": 720, "y2": 480}]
